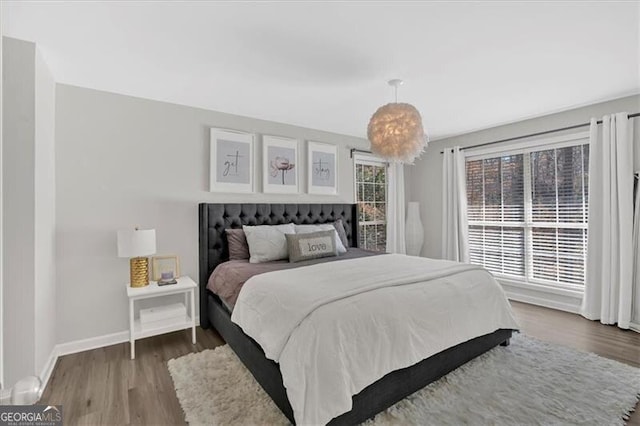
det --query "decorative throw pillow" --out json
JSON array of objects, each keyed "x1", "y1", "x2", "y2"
[
  {"x1": 294, "y1": 224, "x2": 347, "y2": 254},
  {"x1": 243, "y1": 224, "x2": 296, "y2": 263},
  {"x1": 286, "y1": 230, "x2": 337, "y2": 263},
  {"x1": 333, "y1": 219, "x2": 350, "y2": 249},
  {"x1": 225, "y1": 228, "x2": 249, "y2": 260}
]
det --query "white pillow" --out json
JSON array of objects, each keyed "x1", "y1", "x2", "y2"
[
  {"x1": 243, "y1": 224, "x2": 296, "y2": 263},
  {"x1": 294, "y1": 224, "x2": 347, "y2": 254}
]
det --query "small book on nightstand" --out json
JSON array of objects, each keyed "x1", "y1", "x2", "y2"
[{"x1": 158, "y1": 272, "x2": 178, "y2": 286}]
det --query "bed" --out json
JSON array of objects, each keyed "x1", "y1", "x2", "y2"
[{"x1": 199, "y1": 203, "x2": 515, "y2": 425}]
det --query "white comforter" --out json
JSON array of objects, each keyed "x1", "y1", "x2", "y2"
[{"x1": 231, "y1": 254, "x2": 519, "y2": 425}]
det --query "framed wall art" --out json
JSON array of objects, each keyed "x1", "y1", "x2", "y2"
[
  {"x1": 308, "y1": 141, "x2": 337, "y2": 195},
  {"x1": 210, "y1": 128, "x2": 254, "y2": 192},
  {"x1": 263, "y1": 135, "x2": 299, "y2": 194},
  {"x1": 151, "y1": 255, "x2": 180, "y2": 281}
]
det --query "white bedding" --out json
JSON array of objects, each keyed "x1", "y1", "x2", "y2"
[{"x1": 231, "y1": 254, "x2": 519, "y2": 425}]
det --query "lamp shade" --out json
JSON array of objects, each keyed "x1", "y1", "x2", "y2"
[
  {"x1": 117, "y1": 229, "x2": 156, "y2": 258},
  {"x1": 367, "y1": 102, "x2": 427, "y2": 164}
]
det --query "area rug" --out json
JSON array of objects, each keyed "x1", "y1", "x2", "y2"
[{"x1": 167, "y1": 335, "x2": 640, "y2": 425}]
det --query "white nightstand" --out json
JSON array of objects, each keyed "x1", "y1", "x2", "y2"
[{"x1": 126, "y1": 276, "x2": 197, "y2": 359}]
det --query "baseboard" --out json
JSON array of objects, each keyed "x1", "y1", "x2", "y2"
[
  {"x1": 56, "y1": 315, "x2": 200, "y2": 357},
  {"x1": 505, "y1": 286, "x2": 640, "y2": 330},
  {"x1": 38, "y1": 347, "x2": 59, "y2": 398},
  {"x1": 56, "y1": 330, "x2": 130, "y2": 357},
  {"x1": 505, "y1": 290, "x2": 581, "y2": 314}
]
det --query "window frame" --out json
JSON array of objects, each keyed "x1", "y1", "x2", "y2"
[
  {"x1": 465, "y1": 131, "x2": 590, "y2": 292},
  {"x1": 353, "y1": 153, "x2": 388, "y2": 252}
]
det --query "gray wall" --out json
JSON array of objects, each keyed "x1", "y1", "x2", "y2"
[
  {"x1": 407, "y1": 94, "x2": 640, "y2": 260},
  {"x1": 55, "y1": 84, "x2": 369, "y2": 344},
  {"x1": 2, "y1": 36, "x2": 36, "y2": 389},
  {"x1": 1, "y1": 37, "x2": 56, "y2": 387},
  {"x1": 34, "y1": 48, "x2": 56, "y2": 377},
  {"x1": 1, "y1": 34, "x2": 3, "y2": 389}
]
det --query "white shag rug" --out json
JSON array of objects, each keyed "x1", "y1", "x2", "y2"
[{"x1": 167, "y1": 335, "x2": 640, "y2": 425}]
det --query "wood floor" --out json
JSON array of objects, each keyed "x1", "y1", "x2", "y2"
[{"x1": 40, "y1": 301, "x2": 640, "y2": 425}]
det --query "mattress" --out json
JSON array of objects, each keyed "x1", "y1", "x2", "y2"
[{"x1": 207, "y1": 248, "x2": 381, "y2": 309}]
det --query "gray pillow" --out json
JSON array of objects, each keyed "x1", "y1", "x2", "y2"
[
  {"x1": 333, "y1": 219, "x2": 350, "y2": 249},
  {"x1": 226, "y1": 228, "x2": 249, "y2": 260},
  {"x1": 294, "y1": 224, "x2": 347, "y2": 254},
  {"x1": 286, "y1": 230, "x2": 337, "y2": 263}
]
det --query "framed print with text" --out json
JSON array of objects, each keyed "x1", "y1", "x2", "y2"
[
  {"x1": 210, "y1": 128, "x2": 254, "y2": 193},
  {"x1": 307, "y1": 141, "x2": 337, "y2": 195}
]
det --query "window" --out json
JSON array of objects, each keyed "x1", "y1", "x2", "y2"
[
  {"x1": 466, "y1": 138, "x2": 589, "y2": 289},
  {"x1": 355, "y1": 158, "x2": 387, "y2": 251}
]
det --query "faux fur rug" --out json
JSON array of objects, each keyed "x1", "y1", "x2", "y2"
[{"x1": 167, "y1": 335, "x2": 640, "y2": 425}]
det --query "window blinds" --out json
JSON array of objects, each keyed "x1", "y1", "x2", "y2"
[{"x1": 466, "y1": 142, "x2": 589, "y2": 288}]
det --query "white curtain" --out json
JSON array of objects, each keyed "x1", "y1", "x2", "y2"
[
  {"x1": 441, "y1": 146, "x2": 469, "y2": 262},
  {"x1": 386, "y1": 162, "x2": 406, "y2": 254},
  {"x1": 632, "y1": 174, "x2": 640, "y2": 331},
  {"x1": 582, "y1": 113, "x2": 634, "y2": 329}
]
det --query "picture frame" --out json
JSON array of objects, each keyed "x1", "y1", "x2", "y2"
[
  {"x1": 210, "y1": 128, "x2": 254, "y2": 193},
  {"x1": 151, "y1": 255, "x2": 180, "y2": 281},
  {"x1": 307, "y1": 141, "x2": 338, "y2": 195},
  {"x1": 263, "y1": 135, "x2": 299, "y2": 194}
]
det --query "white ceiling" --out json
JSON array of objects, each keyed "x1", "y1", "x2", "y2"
[{"x1": 3, "y1": 1, "x2": 639, "y2": 140}]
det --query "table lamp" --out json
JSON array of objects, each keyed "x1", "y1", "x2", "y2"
[{"x1": 117, "y1": 228, "x2": 156, "y2": 287}]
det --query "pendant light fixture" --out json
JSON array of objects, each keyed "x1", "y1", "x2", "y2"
[{"x1": 367, "y1": 79, "x2": 427, "y2": 163}]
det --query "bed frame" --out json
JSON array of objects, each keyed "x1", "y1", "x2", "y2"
[{"x1": 199, "y1": 203, "x2": 512, "y2": 425}]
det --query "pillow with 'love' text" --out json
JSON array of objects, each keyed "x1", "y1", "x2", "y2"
[{"x1": 286, "y1": 230, "x2": 337, "y2": 263}]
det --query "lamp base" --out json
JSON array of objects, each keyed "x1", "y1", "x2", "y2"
[{"x1": 130, "y1": 257, "x2": 149, "y2": 287}]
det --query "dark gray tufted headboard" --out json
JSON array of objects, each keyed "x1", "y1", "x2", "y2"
[{"x1": 198, "y1": 203, "x2": 359, "y2": 328}]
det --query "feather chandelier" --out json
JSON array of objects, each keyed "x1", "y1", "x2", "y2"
[{"x1": 367, "y1": 79, "x2": 427, "y2": 163}]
